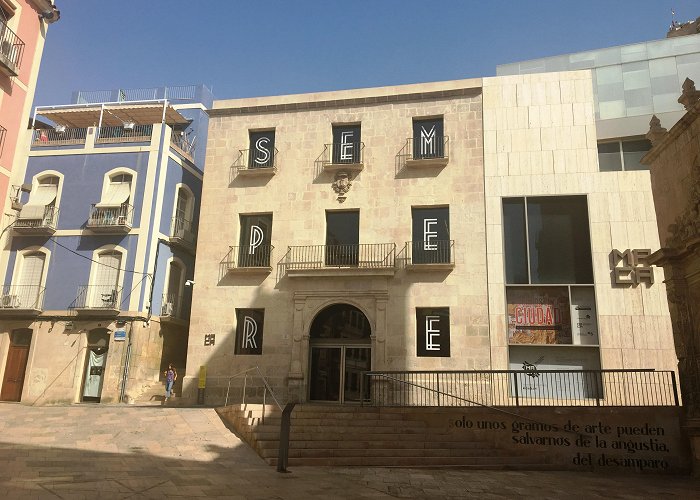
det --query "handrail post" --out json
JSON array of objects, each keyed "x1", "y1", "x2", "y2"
[
  {"x1": 243, "y1": 373, "x2": 248, "y2": 405},
  {"x1": 263, "y1": 387, "x2": 267, "y2": 424},
  {"x1": 360, "y1": 372, "x2": 365, "y2": 407},
  {"x1": 277, "y1": 402, "x2": 297, "y2": 473},
  {"x1": 225, "y1": 378, "x2": 231, "y2": 407},
  {"x1": 671, "y1": 371, "x2": 680, "y2": 406},
  {"x1": 514, "y1": 371, "x2": 520, "y2": 407}
]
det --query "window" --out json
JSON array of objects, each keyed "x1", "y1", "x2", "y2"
[
  {"x1": 97, "y1": 173, "x2": 132, "y2": 207},
  {"x1": 249, "y1": 130, "x2": 275, "y2": 168},
  {"x1": 163, "y1": 260, "x2": 184, "y2": 316},
  {"x1": 234, "y1": 309, "x2": 264, "y2": 355},
  {"x1": 172, "y1": 186, "x2": 194, "y2": 239},
  {"x1": 416, "y1": 307, "x2": 450, "y2": 357},
  {"x1": 325, "y1": 210, "x2": 359, "y2": 266},
  {"x1": 411, "y1": 207, "x2": 450, "y2": 264},
  {"x1": 238, "y1": 214, "x2": 273, "y2": 267},
  {"x1": 332, "y1": 125, "x2": 361, "y2": 164},
  {"x1": 413, "y1": 117, "x2": 445, "y2": 159},
  {"x1": 597, "y1": 138, "x2": 652, "y2": 171},
  {"x1": 14, "y1": 252, "x2": 46, "y2": 308},
  {"x1": 89, "y1": 250, "x2": 122, "y2": 308},
  {"x1": 18, "y1": 175, "x2": 59, "y2": 224}
]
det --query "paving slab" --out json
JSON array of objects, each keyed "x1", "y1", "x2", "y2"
[{"x1": 0, "y1": 404, "x2": 698, "y2": 499}]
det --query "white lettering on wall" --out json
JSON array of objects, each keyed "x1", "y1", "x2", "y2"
[
  {"x1": 423, "y1": 218, "x2": 438, "y2": 250},
  {"x1": 420, "y1": 125, "x2": 436, "y2": 156},
  {"x1": 254, "y1": 137, "x2": 271, "y2": 165},
  {"x1": 249, "y1": 225, "x2": 264, "y2": 254},
  {"x1": 340, "y1": 131, "x2": 355, "y2": 161},
  {"x1": 425, "y1": 316, "x2": 441, "y2": 350},
  {"x1": 243, "y1": 316, "x2": 258, "y2": 349}
]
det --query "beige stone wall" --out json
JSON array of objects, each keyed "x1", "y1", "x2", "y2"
[
  {"x1": 186, "y1": 80, "x2": 488, "y2": 402},
  {"x1": 482, "y1": 71, "x2": 677, "y2": 372}
]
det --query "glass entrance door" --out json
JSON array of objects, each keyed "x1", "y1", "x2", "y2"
[{"x1": 309, "y1": 346, "x2": 370, "y2": 403}]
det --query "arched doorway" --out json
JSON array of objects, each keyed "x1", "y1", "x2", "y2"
[
  {"x1": 308, "y1": 303, "x2": 371, "y2": 403},
  {"x1": 81, "y1": 328, "x2": 110, "y2": 402}
]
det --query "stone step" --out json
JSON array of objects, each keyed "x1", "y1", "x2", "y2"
[
  {"x1": 254, "y1": 438, "x2": 497, "y2": 450},
  {"x1": 268, "y1": 455, "x2": 553, "y2": 468},
  {"x1": 259, "y1": 446, "x2": 527, "y2": 459}
]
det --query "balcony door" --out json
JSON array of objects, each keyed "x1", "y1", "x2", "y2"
[
  {"x1": 164, "y1": 261, "x2": 184, "y2": 316},
  {"x1": 411, "y1": 207, "x2": 450, "y2": 264},
  {"x1": 90, "y1": 251, "x2": 121, "y2": 307},
  {"x1": 308, "y1": 304, "x2": 371, "y2": 403},
  {"x1": 81, "y1": 328, "x2": 109, "y2": 402},
  {"x1": 16, "y1": 252, "x2": 45, "y2": 308},
  {"x1": 238, "y1": 214, "x2": 273, "y2": 267},
  {"x1": 325, "y1": 211, "x2": 359, "y2": 266}
]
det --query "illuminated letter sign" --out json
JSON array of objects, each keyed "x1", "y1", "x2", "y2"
[
  {"x1": 416, "y1": 307, "x2": 450, "y2": 357},
  {"x1": 235, "y1": 309, "x2": 264, "y2": 355},
  {"x1": 249, "y1": 131, "x2": 275, "y2": 168}
]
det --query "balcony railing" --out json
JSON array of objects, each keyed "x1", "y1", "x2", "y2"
[
  {"x1": 0, "y1": 124, "x2": 6, "y2": 154},
  {"x1": 231, "y1": 148, "x2": 279, "y2": 179},
  {"x1": 13, "y1": 206, "x2": 59, "y2": 234},
  {"x1": 396, "y1": 136, "x2": 449, "y2": 172},
  {"x1": 0, "y1": 19, "x2": 25, "y2": 76},
  {"x1": 161, "y1": 292, "x2": 183, "y2": 318},
  {"x1": 363, "y1": 370, "x2": 679, "y2": 408},
  {"x1": 170, "y1": 215, "x2": 196, "y2": 248},
  {"x1": 317, "y1": 142, "x2": 364, "y2": 168},
  {"x1": 170, "y1": 132, "x2": 195, "y2": 160},
  {"x1": 0, "y1": 285, "x2": 45, "y2": 311},
  {"x1": 87, "y1": 203, "x2": 134, "y2": 231},
  {"x1": 95, "y1": 125, "x2": 153, "y2": 144},
  {"x1": 221, "y1": 245, "x2": 274, "y2": 274},
  {"x1": 403, "y1": 240, "x2": 455, "y2": 267},
  {"x1": 32, "y1": 128, "x2": 88, "y2": 147},
  {"x1": 282, "y1": 243, "x2": 396, "y2": 272},
  {"x1": 73, "y1": 285, "x2": 123, "y2": 310}
]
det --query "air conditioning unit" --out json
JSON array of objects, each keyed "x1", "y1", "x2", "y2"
[
  {"x1": 1, "y1": 294, "x2": 20, "y2": 308},
  {"x1": 117, "y1": 215, "x2": 127, "y2": 225},
  {"x1": 161, "y1": 302, "x2": 174, "y2": 316},
  {"x1": 123, "y1": 122, "x2": 135, "y2": 130}
]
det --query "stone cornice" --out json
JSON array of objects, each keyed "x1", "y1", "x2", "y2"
[{"x1": 642, "y1": 98, "x2": 700, "y2": 164}]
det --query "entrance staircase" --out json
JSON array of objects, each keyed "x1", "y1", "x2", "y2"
[{"x1": 217, "y1": 403, "x2": 555, "y2": 469}]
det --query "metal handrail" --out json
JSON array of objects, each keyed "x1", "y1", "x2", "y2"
[
  {"x1": 282, "y1": 243, "x2": 396, "y2": 271},
  {"x1": 0, "y1": 18, "x2": 25, "y2": 73},
  {"x1": 224, "y1": 366, "x2": 283, "y2": 416}
]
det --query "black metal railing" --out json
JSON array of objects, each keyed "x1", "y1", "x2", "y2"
[
  {"x1": 170, "y1": 215, "x2": 196, "y2": 246},
  {"x1": 234, "y1": 148, "x2": 279, "y2": 170},
  {"x1": 14, "y1": 206, "x2": 59, "y2": 231},
  {"x1": 32, "y1": 128, "x2": 88, "y2": 147},
  {"x1": 170, "y1": 132, "x2": 195, "y2": 159},
  {"x1": 161, "y1": 292, "x2": 182, "y2": 318},
  {"x1": 396, "y1": 136, "x2": 449, "y2": 173},
  {"x1": 0, "y1": 285, "x2": 45, "y2": 310},
  {"x1": 0, "y1": 124, "x2": 6, "y2": 154},
  {"x1": 0, "y1": 19, "x2": 25, "y2": 75},
  {"x1": 88, "y1": 203, "x2": 134, "y2": 229},
  {"x1": 362, "y1": 370, "x2": 679, "y2": 407},
  {"x1": 221, "y1": 245, "x2": 274, "y2": 274},
  {"x1": 95, "y1": 124, "x2": 153, "y2": 144},
  {"x1": 282, "y1": 243, "x2": 395, "y2": 271},
  {"x1": 73, "y1": 285, "x2": 123, "y2": 309},
  {"x1": 317, "y1": 142, "x2": 365, "y2": 167},
  {"x1": 404, "y1": 240, "x2": 454, "y2": 265}
]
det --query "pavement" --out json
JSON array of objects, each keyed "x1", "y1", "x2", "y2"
[{"x1": 0, "y1": 404, "x2": 698, "y2": 499}]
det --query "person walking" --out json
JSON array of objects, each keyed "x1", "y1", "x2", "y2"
[{"x1": 164, "y1": 363, "x2": 177, "y2": 402}]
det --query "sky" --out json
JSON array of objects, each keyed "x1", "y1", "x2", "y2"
[{"x1": 32, "y1": 0, "x2": 698, "y2": 106}]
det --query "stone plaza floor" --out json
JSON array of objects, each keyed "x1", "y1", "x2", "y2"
[{"x1": 0, "y1": 404, "x2": 698, "y2": 499}]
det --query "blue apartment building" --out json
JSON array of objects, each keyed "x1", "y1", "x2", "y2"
[{"x1": 0, "y1": 85, "x2": 212, "y2": 404}]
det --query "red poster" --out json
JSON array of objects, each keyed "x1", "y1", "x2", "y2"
[{"x1": 507, "y1": 287, "x2": 572, "y2": 344}]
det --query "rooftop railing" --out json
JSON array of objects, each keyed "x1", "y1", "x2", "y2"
[
  {"x1": 170, "y1": 132, "x2": 195, "y2": 160},
  {"x1": 32, "y1": 128, "x2": 88, "y2": 147},
  {"x1": 362, "y1": 370, "x2": 679, "y2": 408},
  {"x1": 75, "y1": 85, "x2": 198, "y2": 104},
  {"x1": 0, "y1": 285, "x2": 45, "y2": 311},
  {"x1": 281, "y1": 243, "x2": 396, "y2": 272},
  {"x1": 0, "y1": 19, "x2": 25, "y2": 76},
  {"x1": 95, "y1": 125, "x2": 153, "y2": 144}
]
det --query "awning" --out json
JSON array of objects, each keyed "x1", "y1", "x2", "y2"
[
  {"x1": 38, "y1": 104, "x2": 190, "y2": 128},
  {"x1": 95, "y1": 183, "x2": 131, "y2": 208},
  {"x1": 18, "y1": 185, "x2": 57, "y2": 219}
]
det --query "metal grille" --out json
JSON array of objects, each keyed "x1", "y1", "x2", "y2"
[
  {"x1": 95, "y1": 125, "x2": 153, "y2": 144},
  {"x1": 88, "y1": 203, "x2": 134, "y2": 228},
  {"x1": 0, "y1": 18, "x2": 24, "y2": 74},
  {"x1": 0, "y1": 285, "x2": 45, "y2": 310},
  {"x1": 32, "y1": 128, "x2": 88, "y2": 147},
  {"x1": 282, "y1": 243, "x2": 395, "y2": 271}
]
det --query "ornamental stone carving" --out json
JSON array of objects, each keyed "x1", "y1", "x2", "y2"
[
  {"x1": 332, "y1": 171, "x2": 352, "y2": 202},
  {"x1": 646, "y1": 115, "x2": 668, "y2": 146},
  {"x1": 678, "y1": 78, "x2": 700, "y2": 111},
  {"x1": 666, "y1": 161, "x2": 700, "y2": 249}
]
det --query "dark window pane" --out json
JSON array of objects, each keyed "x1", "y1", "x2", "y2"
[
  {"x1": 503, "y1": 198, "x2": 528, "y2": 284},
  {"x1": 527, "y1": 196, "x2": 593, "y2": 284},
  {"x1": 597, "y1": 142, "x2": 622, "y2": 172},
  {"x1": 234, "y1": 309, "x2": 264, "y2": 355},
  {"x1": 238, "y1": 214, "x2": 272, "y2": 267},
  {"x1": 326, "y1": 211, "x2": 359, "y2": 266},
  {"x1": 412, "y1": 118, "x2": 444, "y2": 159},
  {"x1": 309, "y1": 347, "x2": 342, "y2": 401},
  {"x1": 411, "y1": 207, "x2": 450, "y2": 264},
  {"x1": 622, "y1": 139, "x2": 651, "y2": 171}
]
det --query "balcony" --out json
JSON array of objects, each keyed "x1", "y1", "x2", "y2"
[
  {"x1": 0, "y1": 19, "x2": 24, "y2": 77},
  {"x1": 230, "y1": 148, "x2": 278, "y2": 181},
  {"x1": 160, "y1": 292, "x2": 184, "y2": 322},
  {"x1": 280, "y1": 243, "x2": 396, "y2": 278},
  {"x1": 170, "y1": 132, "x2": 195, "y2": 161},
  {"x1": 0, "y1": 285, "x2": 45, "y2": 316},
  {"x1": 402, "y1": 240, "x2": 455, "y2": 270},
  {"x1": 32, "y1": 127, "x2": 88, "y2": 147},
  {"x1": 0, "y1": 124, "x2": 6, "y2": 154},
  {"x1": 221, "y1": 245, "x2": 274, "y2": 275},
  {"x1": 13, "y1": 206, "x2": 58, "y2": 235},
  {"x1": 71, "y1": 285, "x2": 123, "y2": 315},
  {"x1": 316, "y1": 142, "x2": 365, "y2": 175},
  {"x1": 396, "y1": 136, "x2": 449, "y2": 172},
  {"x1": 87, "y1": 203, "x2": 134, "y2": 233},
  {"x1": 95, "y1": 124, "x2": 153, "y2": 145},
  {"x1": 169, "y1": 216, "x2": 196, "y2": 253}
]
